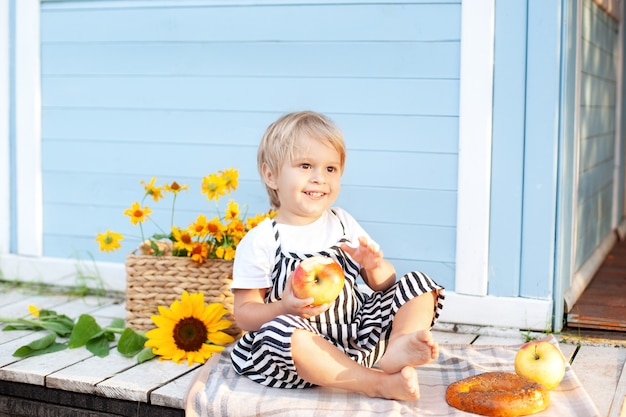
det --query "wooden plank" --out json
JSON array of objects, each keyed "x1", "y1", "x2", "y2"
[
  {"x1": 0, "y1": 379, "x2": 185, "y2": 417},
  {"x1": 46, "y1": 349, "x2": 138, "y2": 394},
  {"x1": 42, "y1": 76, "x2": 460, "y2": 116},
  {"x1": 608, "y1": 358, "x2": 626, "y2": 417},
  {"x1": 95, "y1": 359, "x2": 200, "y2": 403},
  {"x1": 432, "y1": 330, "x2": 476, "y2": 345},
  {"x1": 570, "y1": 344, "x2": 626, "y2": 417},
  {"x1": 42, "y1": 42, "x2": 460, "y2": 79},
  {"x1": 569, "y1": 239, "x2": 626, "y2": 331},
  {"x1": 151, "y1": 367, "x2": 201, "y2": 409},
  {"x1": 42, "y1": 109, "x2": 460, "y2": 153},
  {"x1": 0, "y1": 331, "x2": 52, "y2": 367},
  {"x1": 0, "y1": 293, "x2": 72, "y2": 318},
  {"x1": 0, "y1": 341, "x2": 97, "y2": 385},
  {"x1": 41, "y1": 3, "x2": 461, "y2": 43}
]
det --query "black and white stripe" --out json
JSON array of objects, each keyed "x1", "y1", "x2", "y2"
[{"x1": 231, "y1": 215, "x2": 445, "y2": 388}]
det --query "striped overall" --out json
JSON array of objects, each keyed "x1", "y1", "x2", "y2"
[{"x1": 231, "y1": 218, "x2": 445, "y2": 388}]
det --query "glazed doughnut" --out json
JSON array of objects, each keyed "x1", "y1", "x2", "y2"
[{"x1": 446, "y1": 371, "x2": 550, "y2": 417}]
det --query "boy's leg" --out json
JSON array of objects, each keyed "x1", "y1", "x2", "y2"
[
  {"x1": 378, "y1": 291, "x2": 439, "y2": 374},
  {"x1": 290, "y1": 329, "x2": 420, "y2": 401}
]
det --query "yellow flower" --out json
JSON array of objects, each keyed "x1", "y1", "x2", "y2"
[
  {"x1": 141, "y1": 177, "x2": 164, "y2": 202},
  {"x1": 224, "y1": 200, "x2": 239, "y2": 221},
  {"x1": 221, "y1": 168, "x2": 239, "y2": 193},
  {"x1": 189, "y1": 242, "x2": 209, "y2": 263},
  {"x1": 144, "y1": 291, "x2": 235, "y2": 365},
  {"x1": 226, "y1": 219, "x2": 246, "y2": 245},
  {"x1": 95, "y1": 230, "x2": 124, "y2": 252},
  {"x1": 172, "y1": 227, "x2": 194, "y2": 253},
  {"x1": 123, "y1": 202, "x2": 152, "y2": 225},
  {"x1": 190, "y1": 214, "x2": 208, "y2": 238},
  {"x1": 246, "y1": 210, "x2": 277, "y2": 230},
  {"x1": 28, "y1": 305, "x2": 40, "y2": 317},
  {"x1": 201, "y1": 173, "x2": 228, "y2": 201},
  {"x1": 165, "y1": 181, "x2": 188, "y2": 194},
  {"x1": 215, "y1": 245, "x2": 236, "y2": 261},
  {"x1": 98, "y1": 168, "x2": 273, "y2": 262},
  {"x1": 206, "y1": 216, "x2": 226, "y2": 241}
]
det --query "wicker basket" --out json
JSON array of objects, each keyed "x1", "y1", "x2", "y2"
[{"x1": 125, "y1": 253, "x2": 241, "y2": 338}]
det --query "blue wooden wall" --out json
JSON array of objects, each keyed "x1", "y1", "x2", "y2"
[
  {"x1": 575, "y1": 0, "x2": 620, "y2": 270},
  {"x1": 487, "y1": 1, "x2": 563, "y2": 299},
  {"x1": 40, "y1": 1, "x2": 461, "y2": 289}
]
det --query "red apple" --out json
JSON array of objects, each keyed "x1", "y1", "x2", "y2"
[
  {"x1": 514, "y1": 340, "x2": 566, "y2": 390},
  {"x1": 292, "y1": 256, "x2": 345, "y2": 306}
]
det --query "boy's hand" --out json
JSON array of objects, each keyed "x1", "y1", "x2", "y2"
[
  {"x1": 283, "y1": 273, "x2": 330, "y2": 319},
  {"x1": 341, "y1": 236, "x2": 383, "y2": 270}
]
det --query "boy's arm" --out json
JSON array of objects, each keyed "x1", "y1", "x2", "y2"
[{"x1": 233, "y1": 273, "x2": 331, "y2": 332}]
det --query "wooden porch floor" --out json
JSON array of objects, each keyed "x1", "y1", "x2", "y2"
[
  {"x1": 568, "y1": 237, "x2": 626, "y2": 331},
  {"x1": 0, "y1": 286, "x2": 624, "y2": 417}
]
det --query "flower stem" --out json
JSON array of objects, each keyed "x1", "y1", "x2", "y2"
[{"x1": 0, "y1": 317, "x2": 41, "y2": 326}]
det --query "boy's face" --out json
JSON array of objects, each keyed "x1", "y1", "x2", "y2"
[{"x1": 263, "y1": 135, "x2": 342, "y2": 225}]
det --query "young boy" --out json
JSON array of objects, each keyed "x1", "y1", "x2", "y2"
[{"x1": 230, "y1": 111, "x2": 445, "y2": 400}]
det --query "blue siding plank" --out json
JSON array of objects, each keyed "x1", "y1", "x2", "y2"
[
  {"x1": 42, "y1": 140, "x2": 458, "y2": 191},
  {"x1": 487, "y1": 0, "x2": 527, "y2": 297},
  {"x1": 43, "y1": 109, "x2": 459, "y2": 154},
  {"x1": 41, "y1": 3, "x2": 461, "y2": 43},
  {"x1": 42, "y1": 42, "x2": 461, "y2": 80},
  {"x1": 43, "y1": 172, "x2": 457, "y2": 227},
  {"x1": 519, "y1": 1, "x2": 561, "y2": 299},
  {"x1": 42, "y1": 76, "x2": 460, "y2": 116}
]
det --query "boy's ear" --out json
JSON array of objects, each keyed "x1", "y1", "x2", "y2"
[{"x1": 261, "y1": 163, "x2": 278, "y2": 190}]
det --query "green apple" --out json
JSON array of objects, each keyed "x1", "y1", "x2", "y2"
[
  {"x1": 514, "y1": 340, "x2": 566, "y2": 390},
  {"x1": 292, "y1": 256, "x2": 345, "y2": 306}
]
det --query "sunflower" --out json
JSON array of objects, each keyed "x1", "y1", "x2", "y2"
[{"x1": 144, "y1": 291, "x2": 235, "y2": 365}]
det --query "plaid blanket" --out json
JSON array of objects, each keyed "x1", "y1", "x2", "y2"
[{"x1": 185, "y1": 335, "x2": 600, "y2": 416}]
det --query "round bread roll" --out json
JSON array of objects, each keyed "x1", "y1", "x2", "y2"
[{"x1": 445, "y1": 371, "x2": 550, "y2": 417}]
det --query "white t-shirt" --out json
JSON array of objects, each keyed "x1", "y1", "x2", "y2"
[{"x1": 231, "y1": 207, "x2": 372, "y2": 289}]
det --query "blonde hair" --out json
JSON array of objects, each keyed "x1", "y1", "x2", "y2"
[{"x1": 258, "y1": 111, "x2": 346, "y2": 209}]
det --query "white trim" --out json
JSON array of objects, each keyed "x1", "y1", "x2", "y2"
[
  {"x1": 1, "y1": 255, "x2": 127, "y2": 293},
  {"x1": 570, "y1": 0, "x2": 583, "y2": 287},
  {"x1": 1, "y1": 254, "x2": 553, "y2": 330},
  {"x1": 14, "y1": 0, "x2": 41, "y2": 256},
  {"x1": 439, "y1": 292, "x2": 553, "y2": 331},
  {"x1": 613, "y1": 0, "x2": 624, "y2": 230},
  {"x1": 0, "y1": 0, "x2": 9, "y2": 255},
  {"x1": 564, "y1": 227, "x2": 618, "y2": 310},
  {"x1": 455, "y1": 0, "x2": 495, "y2": 296}
]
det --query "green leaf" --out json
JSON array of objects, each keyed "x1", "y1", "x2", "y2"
[
  {"x1": 136, "y1": 347, "x2": 156, "y2": 363},
  {"x1": 37, "y1": 309, "x2": 59, "y2": 318},
  {"x1": 68, "y1": 314, "x2": 102, "y2": 348},
  {"x1": 34, "y1": 311, "x2": 75, "y2": 336},
  {"x1": 86, "y1": 334, "x2": 111, "y2": 358},
  {"x1": 109, "y1": 318, "x2": 125, "y2": 329},
  {"x1": 103, "y1": 330, "x2": 116, "y2": 342},
  {"x1": 117, "y1": 328, "x2": 148, "y2": 357},
  {"x1": 14, "y1": 342, "x2": 67, "y2": 358},
  {"x1": 12, "y1": 333, "x2": 66, "y2": 358},
  {"x1": 39, "y1": 319, "x2": 74, "y2": 337},
  {"x1": 3, "y1": 324, "x2": 40, "y2": 331}
]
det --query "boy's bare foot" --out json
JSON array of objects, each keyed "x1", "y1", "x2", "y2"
[
  {"x1": 368, "y1": 366, "x2": 420, "y2": 401},
  {"x1": 379, "y1": 330, "x2": 439, "y2": 374}
]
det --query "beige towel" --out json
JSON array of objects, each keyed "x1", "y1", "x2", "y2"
[{"x1": 185, "y1": 335, "x2": 600, "y2": 416}]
